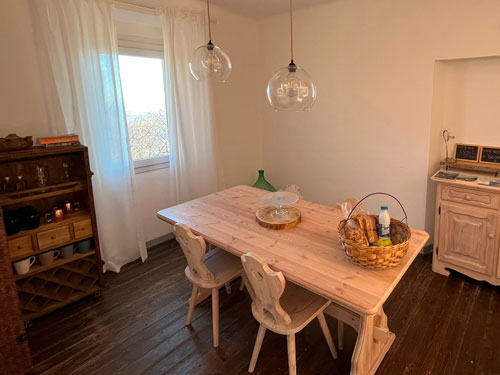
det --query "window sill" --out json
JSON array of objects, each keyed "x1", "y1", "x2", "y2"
[{"x1": 134, "y1": 155, "x2": 170, "y2": 174}]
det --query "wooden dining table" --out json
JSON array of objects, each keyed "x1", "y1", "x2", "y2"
[{"x1": 157, "y1": 185, "x2": 429, "y2": 375}]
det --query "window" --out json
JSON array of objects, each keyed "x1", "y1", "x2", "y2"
[{"x1": 118, "y1": 47, "x2": 169, "y2": 172}]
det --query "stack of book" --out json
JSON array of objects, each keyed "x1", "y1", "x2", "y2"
[{"x1": 37, "y1": 134, "x2": 80, "y2": 147}]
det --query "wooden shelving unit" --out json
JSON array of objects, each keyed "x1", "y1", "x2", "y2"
[{"x1": 0, "y1": 145, "x2": 104, "y2": 325}]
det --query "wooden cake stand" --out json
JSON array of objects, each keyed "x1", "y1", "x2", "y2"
[{"x1": 256, "y1": 206, "x2": 301, "y2": 230}]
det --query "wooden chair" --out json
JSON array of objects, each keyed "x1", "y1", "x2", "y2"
[
  {"x1": 241, "y1": 253, "x2": 339, "y2": 375},
  {"x1": 174, "y1": 223, "x2": 243, "y2": 347}
]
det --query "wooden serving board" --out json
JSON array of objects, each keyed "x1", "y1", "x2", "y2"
[{"x1": 255, "y1": 206, "x2": 301, "y2": 230}]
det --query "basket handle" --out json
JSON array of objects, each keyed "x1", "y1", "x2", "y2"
[{"x1": 345, "y1": 192, "x2": 408, "y2": 224}]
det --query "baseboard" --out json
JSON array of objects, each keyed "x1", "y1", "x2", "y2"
[{"x1": 146, "y1": 232, "x2": 175, "y2": 249}]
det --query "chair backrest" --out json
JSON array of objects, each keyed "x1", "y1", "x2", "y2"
[
  {"x1": 241, "y1": 253, "x2": 291, "y2": 326},
  {"x1": 174, "y1": 223, "x2": 215, "y2": 282}
]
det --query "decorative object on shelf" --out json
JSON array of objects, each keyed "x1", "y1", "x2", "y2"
[
  {"x1": 63, "y1": 200, "x2": 72, "y2": 214},
  {"x1": 37, "y1": 134, "x2": 79, "y2": 147},
  {"x1": 60, "y1": 244, "x2": 76, "y2": 259},
  {"x1": 16, "y1": 206, "x2": 40, "y2": 230},
  {"x1": 0, "y1": 134, "x2": 33, "y2": 152},
  {"x1": 13, "y1": 256, "x2": 36, "y2": 275},
  {"x1": 36, "y1": 165, "x2": 49, "y2": 190},
  {"x1": 480, "y1": 146, "x2": 500, "y2": 165},
  {"x1": 38, "y1": 250, "x2": 60, "y2": 266},
  {"x1": 440, "y1": 142, "x2": 500, "y2": 176},
  {"x1": 3, "y1": 210, "x2": 20, "y2": 236},
  {"x1": 3, "y1": 176, "x2": 11, "y2": 193},
  {"x1": 45, "y1": 207, "x2": 64, "y2": 223},
  {"x1": 16, "y1": 175, "x2": 26, "y2": 191},
  {"x1": 252, "y1": 170, "x2": 277, "y2": 192},
  {"x1": 77, "y1": 239, "x2": 92, "y2": 253},
  {"x1": 442, "y1": 130, "x2": 455, "y2": 161},
  {"x1": 338, "y1": 193, "x2": 411, "y2": 270},
  {"x1": 454, "y1": 143, "x2": 480, "y2": 162},
  {"x1": 267, "y1": 0, "x2": 317, "y2": 111},
  {"x1": 62, "y1": 162, "x2": 70, "y2": 181},
  {"x1": 189, "y1": 0, "x2": 231, "y2": 82}
]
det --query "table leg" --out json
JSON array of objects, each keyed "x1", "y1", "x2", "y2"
[
  {"x1": 324, "y1": 304, "x2": 395, "y2": 375},
  {"x1": 351, "y1": 308, "x2": 395, "y2": 375}
]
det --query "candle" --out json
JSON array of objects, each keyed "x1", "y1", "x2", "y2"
[
  {"x1": 64, "y1": 202, "x2": 72, "y2": 214},
  {"x1": 53, "y1": 208, "x2": 64, "y2": 222}
]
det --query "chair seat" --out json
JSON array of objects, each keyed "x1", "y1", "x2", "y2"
[
  {"x1": 185, "y1": 247, "x2": 242, "y2": 289},
  {"x1": 252, "y1": 282, "x2": 330, "y2": 335}
]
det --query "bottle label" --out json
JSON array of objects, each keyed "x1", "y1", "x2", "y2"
[{"x1": 379, "y1": 223, "x2": 390, "y2": 238}]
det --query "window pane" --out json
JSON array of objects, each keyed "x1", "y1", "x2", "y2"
[{"x1": 119, "y1": 54, "x2": 169, "y2": 160}]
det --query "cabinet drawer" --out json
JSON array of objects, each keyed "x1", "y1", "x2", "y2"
[
  {"x1": 441, "y1": 185, "x2": 499, "y2": 209},
  {"x1": 37, "y1": 226, "x2": 71, "y2": 250},
  {"x1": 73, "y1": 218, "x2": 92, "y2": 239},
  {"x1": 8, "y1": 236, "x2": 33, "y2": 258}
]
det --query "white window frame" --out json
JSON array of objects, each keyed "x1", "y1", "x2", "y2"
[{"x1": 118, "y1": 36, "x2": 169, "y2": 174}]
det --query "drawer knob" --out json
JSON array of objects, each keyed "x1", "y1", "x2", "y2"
[
  {"x1": 51, "y1": 236, "x2": 56, "y2": 240},
  {"x1": 465, "y1": 195, "x2": 472, "y2": 201},
  {"x1": 489, "y1": 233, "x2": 495, "y2": 239}
]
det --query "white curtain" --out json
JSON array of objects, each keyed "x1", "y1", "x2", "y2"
[
  {"x1": 32, "y1": 0, "x2": 147, "y2": 272},
  {"x1": 158, "y1": 8, "x2": 222, "y2": 204}
]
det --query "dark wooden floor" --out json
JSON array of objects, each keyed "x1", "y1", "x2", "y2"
[{"x1": 27, "y1": 240, "x2": 500, "y2": 375}]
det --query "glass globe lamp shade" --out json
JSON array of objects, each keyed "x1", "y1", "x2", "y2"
[
  {"x1": 189, "y1": 42, "x2": 232, "y2": 82},
  {"x1": 266, "y1": 62, "x2": 317, "y2": 111}
]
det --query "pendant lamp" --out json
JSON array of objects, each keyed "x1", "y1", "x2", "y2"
[
  {"x1": 189, "y1": 0, "x2": 232, "y2": 82},
  {"x1": 267, "y1": 0, "x2": 317, "y2": 111}
]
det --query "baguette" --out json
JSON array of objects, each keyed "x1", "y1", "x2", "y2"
[{"x1": 353, "y1": 214, "x2": 379, "y2": 244}]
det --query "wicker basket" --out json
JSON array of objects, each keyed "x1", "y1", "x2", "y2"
[{"x1": 338, "y1": 193, "x2": 411, "y2": 270}]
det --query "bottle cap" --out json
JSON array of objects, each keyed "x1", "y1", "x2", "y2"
[{"x1": 381, "y1": 206, "x2": 388, "y2": 210}]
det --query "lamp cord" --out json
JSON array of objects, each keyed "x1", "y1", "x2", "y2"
[
  {"x1": 290, "y1": 0, "x2": 294, "y2": 62},
  {"x1": 207, "y1": 0, "x2": 212, "y2": 41}
]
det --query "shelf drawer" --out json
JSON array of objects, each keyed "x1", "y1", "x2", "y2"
[
  {"x1": 441, "y1": 185, "x2": 499, "y2": 209},
  {"x1": 8, "y1": 236, "x2": 34, "y2": 258},
  {"x1": 37, "y1": 226, "x2": 71, "y2": 250},
  {"x1": 73, "y1": 218, "x2": 92, "y2": 239}
]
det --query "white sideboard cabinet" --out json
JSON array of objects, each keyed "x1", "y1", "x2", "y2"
[{"x1": 432, "y1": 173, "x2": 500, "y2": 286}]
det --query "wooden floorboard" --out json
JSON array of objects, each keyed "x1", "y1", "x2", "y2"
[{"x1": 27, "y1": 241, "x2": 500, "y2": 375}]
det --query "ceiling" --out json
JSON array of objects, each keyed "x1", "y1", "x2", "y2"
[{"x1": 199, "y1": 0, "x2": 335, "y2": 18}]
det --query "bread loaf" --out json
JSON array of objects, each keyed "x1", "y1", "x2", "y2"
[
  {"x1": 353, "y1": 215, "x2": 379, "y2": 244},
  {"x1": 344, "y1": 217, "x2": 369, "y2": 245}
]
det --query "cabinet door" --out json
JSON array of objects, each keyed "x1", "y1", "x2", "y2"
[{"x1": 438, "y1": 203, "x2": 497, "y2": 276}]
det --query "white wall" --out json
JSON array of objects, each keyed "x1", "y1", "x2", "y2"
[
  {"x1": 0, "y1": 0, "x2": 49, "y2": 139},
  {"x1": 259, "y1": 0, "x2": 500, "y2": 236},
  {"x1": 0, "y1": 0, "x2": 263, "y2": 243}
]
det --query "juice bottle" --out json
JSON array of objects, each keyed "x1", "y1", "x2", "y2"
[{"x1": 376, "y1": 206, "x2": 393, "y2": 246}]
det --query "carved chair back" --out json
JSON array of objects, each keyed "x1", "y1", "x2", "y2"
[
  {"x1": 174, "y1": 223, "x2": 215, "y2": 282},
  {"x1": 241, "y1": 253, "x2": 291, "y2": 326}
]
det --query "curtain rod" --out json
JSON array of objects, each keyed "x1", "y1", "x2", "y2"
[{"x1": 114, "y1": 1, "x2": 218, "y2": 23}]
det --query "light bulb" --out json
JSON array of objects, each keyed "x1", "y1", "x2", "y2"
[
  {"x1": 267, "y1": 62, "x2": 316, "y2": 111},
  {"x1": 189, "y1": 42, "x2": 232, "y2": 82},
  {"x1": 201, "y1": 50, "x2": 222, "y2": 72}
]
